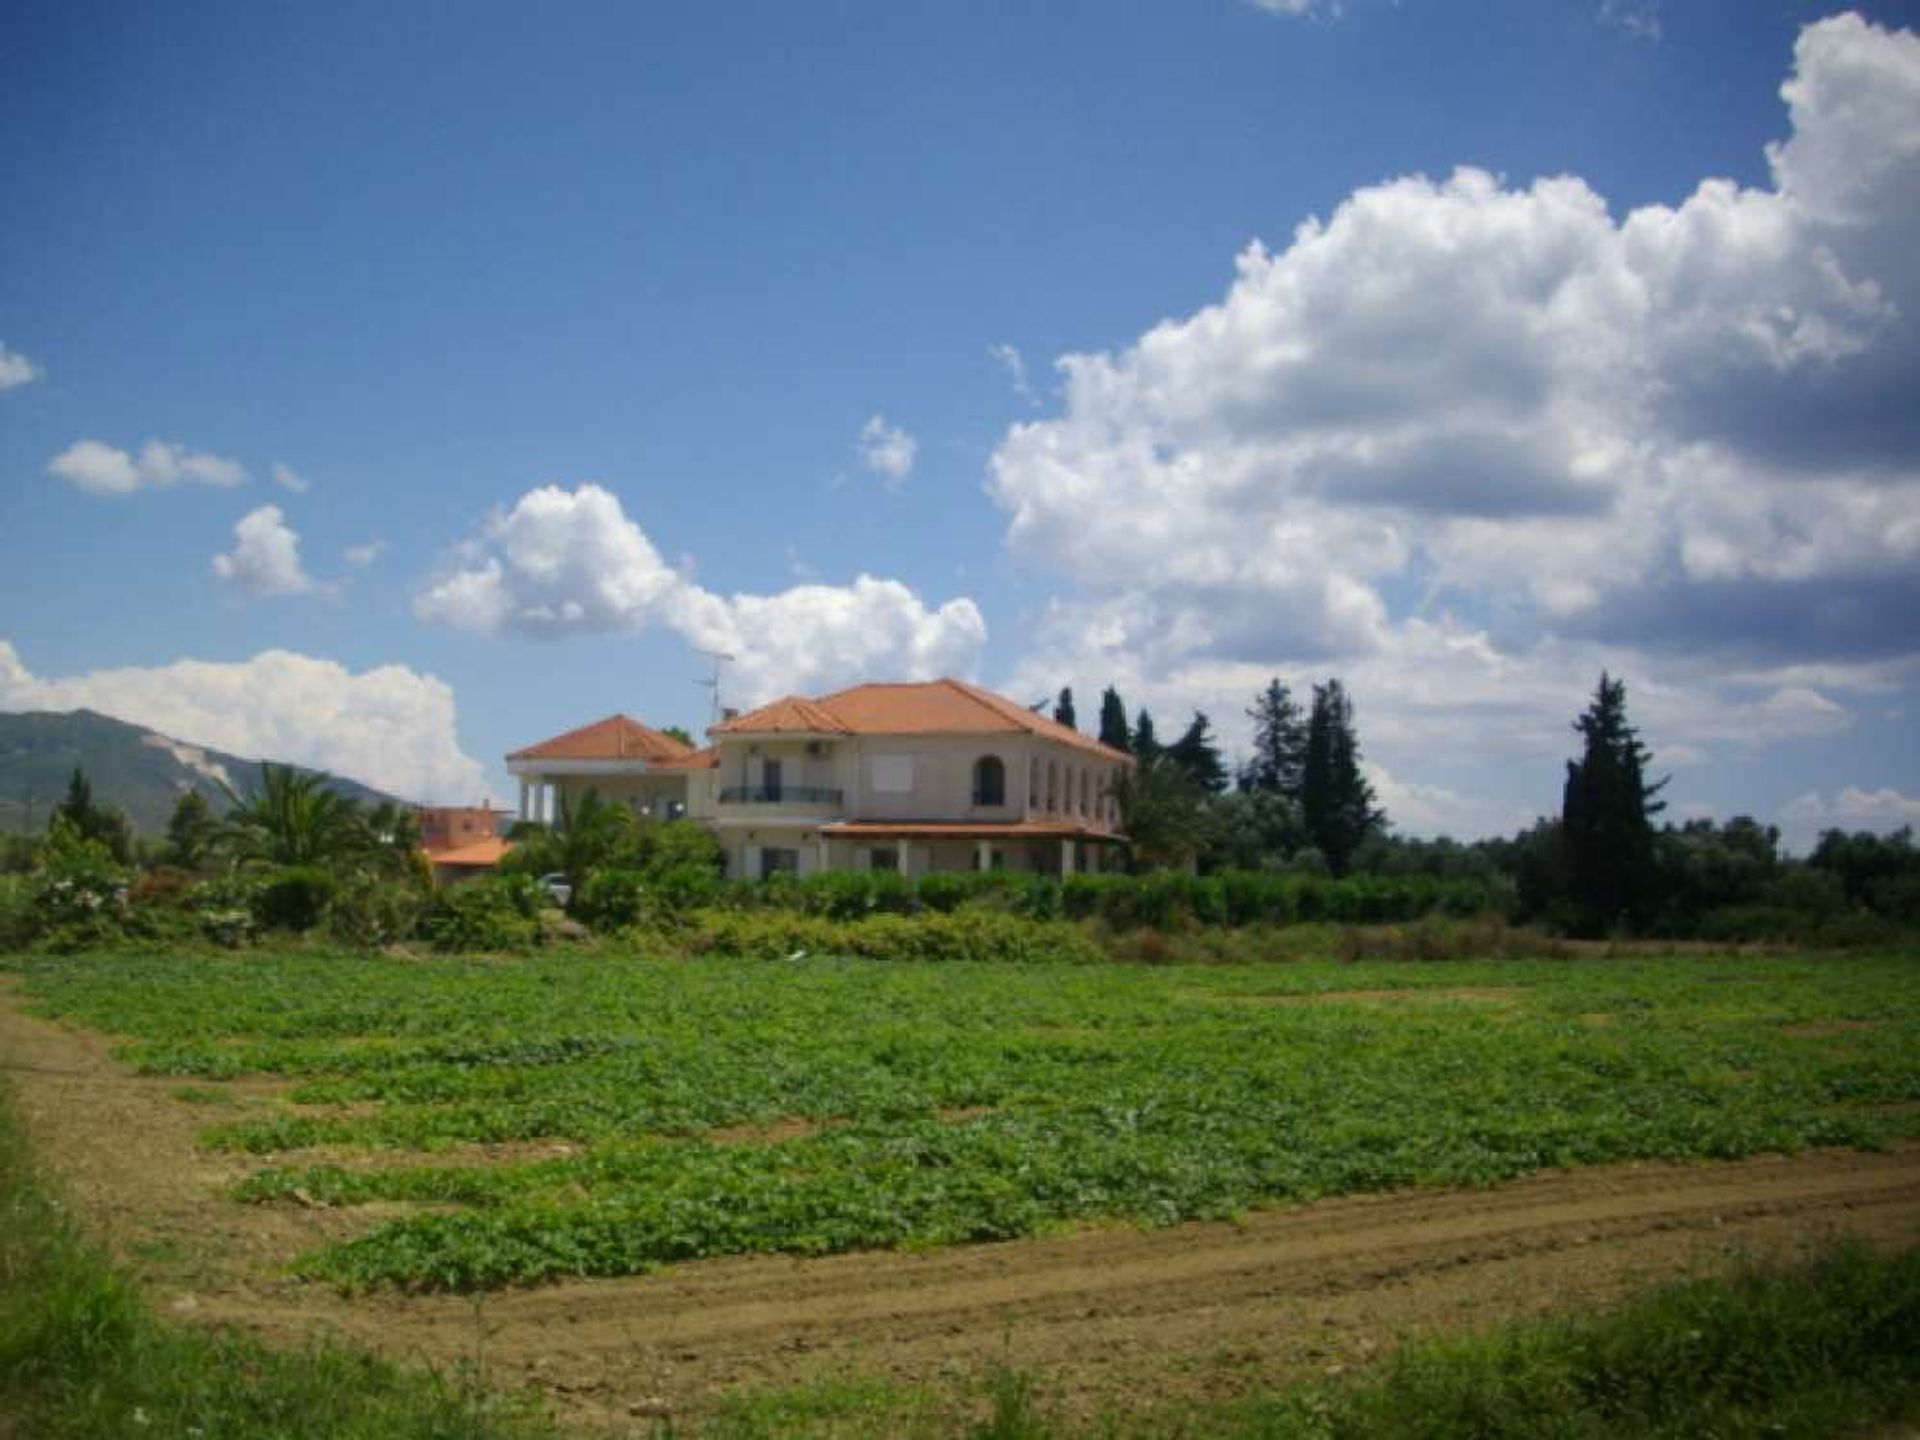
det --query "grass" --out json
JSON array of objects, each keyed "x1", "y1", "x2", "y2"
[
  {"x1": 0, "y1": 1083, "x2": 561, "y2": 1440},
  {"x1": 680, "y1": 1245, "x2": 1920, "y2": 1439},
  {"x1": 7, "y1": 947, "x2": 1918, "y2": 1290}
]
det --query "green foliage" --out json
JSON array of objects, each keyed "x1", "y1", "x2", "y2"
[
  {"x1": 28, "y1": 817, "x2": 131, "y2": 950},
  {"x1": 324, "y1": 873, "x2": 428, "y2": 950},
  {"x1": 1111, "y1": 757, "x2": 1214, "y2": 871},
  {"x1": 1561, "y1": 673, "x2": 1668, "y2": 934},
  {"x1": 0, "y1": 1085, "x2": 563, "y2": 1440},
  {"x1": 421, "y1": 876, "x2": 542, "y2": 953},
  {"x1": 1301, "y1": 679, "x2": 1381, "y2": 877},
  {"x1": 1097, "y1": 686, "x2": 1130, "y2": 753},
  {"x1": 571, "y1": 867, "x2": 649, "y2": 929},
  {"x1": 51, "y1": 766, "x2": 134, "y2": 864},
  {"x1": 1052, "y1": 687, "x2": 1076, "y2": 730},
  {"x1": 162, "y1": 789, "x2": 219, "y2": 870},
  {"x1": 15, "y1": 949, "x2": 1917, "y2": 1294},
  {"x1": 253, "y1": 864, "x2": 339, "y2": 932},
  {"x1": 220, "y1": 762, "x2": 371, "y2": 869},
  {"x1": 1165, "y1": 712, "x2": 1229, "y2": 794}
]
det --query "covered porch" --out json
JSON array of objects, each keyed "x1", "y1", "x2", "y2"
[{"x1": 817, "y1": 820, "x2": 1127, "y2": 878}]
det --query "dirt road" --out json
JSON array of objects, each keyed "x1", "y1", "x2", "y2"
[{"x1": 4, "y1": 979, "x2": 1917, "y2": 1426}]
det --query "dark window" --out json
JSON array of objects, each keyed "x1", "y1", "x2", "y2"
[
  {"x1": 972, "y1": 755, "x2": 1006, "y2": 806},
  {"x1": 759, "y1": 847, "x2": 799, "y2": 879}
]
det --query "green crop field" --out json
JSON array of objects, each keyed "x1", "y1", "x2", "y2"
[{"x1": 8, "y1": 949, "x2": 1919, "y2": 1292}]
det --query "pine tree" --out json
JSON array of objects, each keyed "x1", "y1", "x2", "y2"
[
  {"x1": 1561, "y1": 673, "x2": 1667, "y2": 932},
  {"x1": 1243, "y1": 679, "x2": 1306, "y2": 798},
  {"x1": 1132, "y1": 709, "x2": 1161, "y2": 762},
  {"x1": 1098, "y1": 687, "x2": 1131, "y2": 753},
  {"x1": 1299, "y1": 680, "x2": 1381, "y2": 876},
  {"x1": 1053, "y1": 687, "x2": 1077, "y2": 731},
  {"x1": 1167, "y1": 713, "x2": 1229, "y2": 793},
  {"x1": 53, "y1": 766, "x2": 133, "y2": 863}
]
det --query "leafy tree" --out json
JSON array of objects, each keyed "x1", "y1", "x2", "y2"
[
  {"x1": 220, "y1": 764, "x2": 372, "y2": 868},
  {"x1": 1097, "y1": 687, "x2": 1131, "y2": 753},
  {"x1": 165, "y1": 789, "x2": 221, "y2": 869},
  {"x1": 1053, "y1": 687, "x2": 1077, "y2": 730},
  {"x1": 1560, "y1": 672, "x2": 1667, "y2": 932},
  {"x1": 1242, "y1": 679, "x2": 1306, "y2": 798},
  {"x1": 1204, "y1": 789, "x2": 1303, "y2": 872},
  {"x1": 1300, "y1": 680, "x2": 1381, "y2": 877},
  {"x1": 1110, "y1": 758, "x2": 1214, "y2": 871},
  {"x1": 1132, "y1": 709, "x2": 1161, "y2": 763},
  {"x1": 661, "y1": 725, "x2": 695, "y2": 747},
  {"x1": 1166, "y1": 712, "x2": 1229, "y2": 793},
  {"x1": 52, "y1": 766, "x2": 133, "y2": 863},
  {"x1": 497, "y1": 787, "x2": 638, "y2": 902}
]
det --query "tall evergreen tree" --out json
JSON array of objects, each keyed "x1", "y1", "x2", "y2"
[
  {"x1": 1053, "y1": 687, "x2": 1077, "y2": 730},
  {"x1": 53, "y1": 766, "x2": 133, "y2": 862},
  {"x1": 1299, "y1": 680, "x2": 1381, "y2": 876},
  {"x1": 1166, "y1": 712, "x2": 1229, "y2": 793},
  {"x1": 1132, "y1": 708, "x2": 1161, "y2": 762},
  {"x1": 1561, "y1": 673, "x2": 1667, "y2": 932},
  {"x1": 1242, "y1": 678, "x2": 1306, "y2": 798},
  {"x1": 1098, "y1": 687, "x2": 1131, "y2": 753}
]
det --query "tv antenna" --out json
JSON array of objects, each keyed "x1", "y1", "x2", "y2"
[{"x1": 693, "y1": 648, "x2": 735, "y2": 728}]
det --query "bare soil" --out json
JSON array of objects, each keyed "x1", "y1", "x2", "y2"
[{"x1": 4, "y1": 978, "x2": 1918, "y2": 1430}]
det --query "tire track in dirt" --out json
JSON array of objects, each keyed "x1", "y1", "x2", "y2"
[{"x1": 5, "y1": 978, "x2": 1918, "y2": 1424}]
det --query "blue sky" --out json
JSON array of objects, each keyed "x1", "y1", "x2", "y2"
[{"x1": 3, "y1": 0, "x2": 1917, "y2": 847}]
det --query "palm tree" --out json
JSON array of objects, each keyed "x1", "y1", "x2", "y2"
[
  {"x1": 220, "y1": 763, "x2": 370, "y2": 867},
  {"x1": 1110, "y1": 758, "x2": 1216, "y2": 872}
]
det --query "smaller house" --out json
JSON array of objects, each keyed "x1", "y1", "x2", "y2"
[
  {"x1": 417, "y1": 803, "x2": 512, "y2": 885},
  {"x1": 506, "y1": 714, "x2": 717, "y2": 825}
]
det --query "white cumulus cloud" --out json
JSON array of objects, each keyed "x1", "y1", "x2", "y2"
[
  {"x1": 415, "y1": 484, "x2": 986, "y2": 706},
  {"x1": 212, "y1": 505, "x2": 314, "y2": 597},
  {"x1": 0, "y1": 342, "x2": 42, "y2": 390},
  {"x1": 273, "y1": 462, "x2": 311, "y2": 494},
  {"x1": 50, "y1": 438, "x2": 247, "y2": 495},
  {"x1": 856, "y1": 414, "x2": 917, "y2": 483},
  {"x1": 0, "y1": 640, "x2": 488, "y2": 804},
  {"x1": 989, "y1": 15, "x2": 1920, "y2": 671},
  {"x1": 988, "y1": 343, "x2": 1037, "y2": 405},
  {"x1": 344, "y1": 539, "x2": 385, "y2": 568}
]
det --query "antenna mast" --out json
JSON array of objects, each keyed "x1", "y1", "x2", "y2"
[{"x1": 693, "y1": 648, "x2": 736, "y2": 728}]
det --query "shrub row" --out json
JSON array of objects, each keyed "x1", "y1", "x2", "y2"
[
  {"x1": 636, "y1": 907, "x2": 1106, "y2": 965},
  {"x1": 706, "y1": 867, "x2": 1506, "y2": 931}
]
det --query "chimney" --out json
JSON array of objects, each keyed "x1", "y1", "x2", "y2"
[{"x1": 721, "y1": 707, "x2": 740, "y2": 721}]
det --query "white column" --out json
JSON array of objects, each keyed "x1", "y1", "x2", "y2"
[
  {"x1": 897, "y1": 842, "x2": 912, "y2": 877},
  {"x1": 976, "y1": 839, "x2": 992, "y2": 872},
  {"x1": 518, "y1": 780, "x2": 529, "y2": 823},
  {"x1": 1060, "y1": 838, "x2": 1076, "y2": 875},
  {"x1": 817, "y1": 836, "x2": 831, "y2": 873}
]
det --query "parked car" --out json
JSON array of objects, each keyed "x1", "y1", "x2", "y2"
[{"x1": 537, "y1": 873, "x2": 573, "y2": 908}]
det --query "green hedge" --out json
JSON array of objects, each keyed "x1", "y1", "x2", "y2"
[
  {"x1": 710, "y1": 867, "x2": 1501, "y2": 932},
  {"x1": 661, "y1": 907, "x2": 1105, "y2": 964}
]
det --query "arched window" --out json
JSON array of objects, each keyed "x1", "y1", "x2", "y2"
[
  {"x1": 973, "y1": 755, "x2": 1006, "y2": 807},
  {"x1": 1080, "y1": 769, "x2": 1091, "y2": 815},
  {"x1": 1029, "y1": 757, "x2": 1041, "y2": 808},
  {"x1": 1047, "y1": 761, "x2": 1059, "y2": 814}
]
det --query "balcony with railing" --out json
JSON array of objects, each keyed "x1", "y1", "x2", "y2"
[{"x1": 718, "y1": 785, "x2": 844, "y2": 807}]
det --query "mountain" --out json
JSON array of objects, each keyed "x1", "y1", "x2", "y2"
[{"x1": 0, "y1": 709, "x2": 407, "y2": 836}]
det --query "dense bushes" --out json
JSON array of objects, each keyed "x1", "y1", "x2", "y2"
[
  {"x1": 709, "y1": 866, "x2": 1504, "y2": 933},
  {"x1": 420, "y1": 876, "x2": 543, "y2": 953},
  {"x1": 662, "y1": 907, "x2": 1105, "y2": 965}
]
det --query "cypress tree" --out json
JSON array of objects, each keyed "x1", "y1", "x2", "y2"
[
  {"x1": 1098, "y1": 687, "x2": 1131, "y2": 753},
  {"x1": 1053, "y1": 687, "x2": 1077, "y2": 730},
  {"x1": 1300, "y1": 680, "x2": 1381, "y2": 876},
  {"x1": 1243, "y1": 678, "x2": 1306, "y2": 798},
  {"x1": 1132, "y1": 709, "x2": 1161, "y2": 762},
  {"x1": 1561, "y1": 673, "x2": 1667, "y2": 932}
]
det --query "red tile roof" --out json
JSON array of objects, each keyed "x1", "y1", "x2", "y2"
[
  {"x1": 508, "y1": 714, "x2": 698, "y2": 763},
  {"x1": 712, "y1": 679, "x2": 1129, "y2": 761},
  {"x1": 650, "y1": 745, "x2": 719, "y2": 771},
  {"x1": 427, "y1": 837, "x2": 513, "y2": 869}
]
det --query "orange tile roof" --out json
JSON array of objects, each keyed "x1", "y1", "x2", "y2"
[
  {"x1": 650, "y1": 744, "x2": 719, "y2": 771},
  {"x1": 428, "y1": 837, "x2": 513, "y2": 868},
  {"x1": 710, "y1": 696, "x2": 853, "y2": 736},
  {"x1": 509, "y1": 714, "x2": 698, "y2": 763},
  {"x1": 713, "y1": 679, "x2": 1128, "y2": 761}
]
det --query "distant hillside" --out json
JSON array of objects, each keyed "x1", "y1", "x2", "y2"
[{"x1": 0, "y1": 709, "x2": 407, "y2": 836}]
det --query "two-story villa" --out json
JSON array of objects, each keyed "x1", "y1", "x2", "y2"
[{"x1": 507, "y1": 678, "x2": 1132, "y2": 880}]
